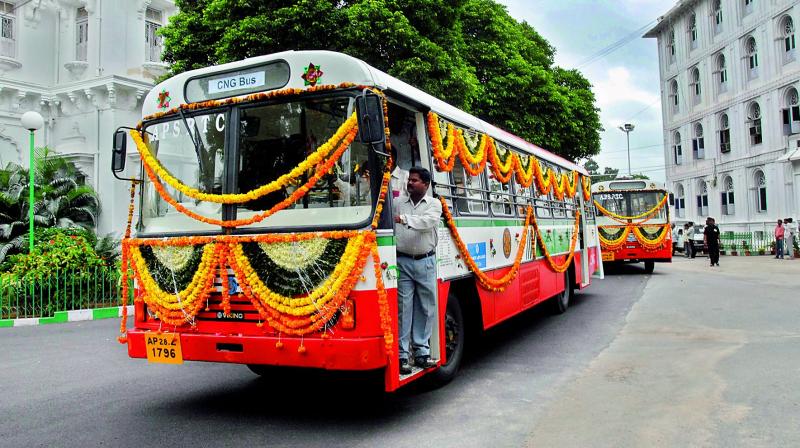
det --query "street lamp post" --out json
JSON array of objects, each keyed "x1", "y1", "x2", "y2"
[
  {"x1": 21, "y1": 111, "x2": 44, "y2": 253},
  {"x1": 618, "y1": 123, "x2": 635, "y2": 177}
]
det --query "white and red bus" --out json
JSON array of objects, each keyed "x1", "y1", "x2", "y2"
[
  {"x1": 592, "y1": 179, "x2": 672, "y2": 272},
  {"x1": 111, "y1": 50, "x2": 602, "y2": 391}
]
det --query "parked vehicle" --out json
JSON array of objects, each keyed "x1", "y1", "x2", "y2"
[{"x1": 685, "y1": 224, "x2": 706, "y2": 257}]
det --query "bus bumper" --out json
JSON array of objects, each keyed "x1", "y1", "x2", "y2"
[{"x1": 126, "y1": 328, "x2": 388, "y2": 371}]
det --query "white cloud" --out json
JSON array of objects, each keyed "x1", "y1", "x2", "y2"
[{"x1": 593, "y1": 67, "x2": 660, "y2": 108}]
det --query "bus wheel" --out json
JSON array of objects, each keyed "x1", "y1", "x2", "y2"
[
  {"x1": 644, "y1": 260, "x2": 655, "y2": 273},
  {"x1": 553, "y1": 271, "x2": 572, "y2": 314},
  {"x1": 429, "y1": 294, "x2": 465, "y2": 386}
]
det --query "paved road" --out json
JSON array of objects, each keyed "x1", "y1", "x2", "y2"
[
  {"x1": 0, "y1": 265, "x2": 649, "y2": 448},
  {"x1": 526, "y1": 256, "x2": 800, "y2": 447}
]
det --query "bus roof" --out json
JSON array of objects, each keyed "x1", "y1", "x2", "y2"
[
  {"x1": 591, "y1": 179, "x2": 666, "y2": 193},
  {"x1": 143, "y1": 50, "x2": 586, "y2": 174}
]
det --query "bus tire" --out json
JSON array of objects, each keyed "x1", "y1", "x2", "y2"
[
  {"x1": 552, "y1": 270, "x2": 572, "y2": 314},
  {"x1": 644, "y1": 260, "x2": 655, "y2": 273},
  {"x1": 428, "y1": 293, "x2": 465, "y2": 386}
]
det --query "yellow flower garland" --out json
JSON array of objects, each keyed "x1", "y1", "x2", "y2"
[
  {"x1": 428, "y1": 112, "x2": 585, "y2": 198},
  {"x1": 593, "y1": 194, "x2": 668, "y2": 222},
  {"x1": 131, "y1": 113, "x2": 357, "y2": 204},
  {"x1": 631, "y1": 224, "x2": 670, "y2": 250},
  {"x1": 598, "y1": 226, "x2": 630, "y2": 251}
]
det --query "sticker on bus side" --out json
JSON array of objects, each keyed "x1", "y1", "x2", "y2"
[
  {"x1": 467, "y1": 242, "x2": 487, "y2": 269},
  {"x1": 145, "y1": 332, "x2": 184, "y2": 364}
]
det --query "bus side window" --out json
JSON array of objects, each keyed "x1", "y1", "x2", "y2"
[
  {"x1": 452, "y1": 157, "x2": 487, "y2": 215},
  {"x1": 432, "y1": 168, "x2": 452, "y2": 209},
  {"x1": 534, "y1": 193, "x2": 552, "y2": 218},
  {"x1": 487, "y1": 150, "x2": 514, "y2": 217}
]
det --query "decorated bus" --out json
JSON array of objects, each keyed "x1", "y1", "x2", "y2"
[
  {"x1": 110, "y1": 50, "x2": 602, "y2": 392},
  {"x1": 592, "y1": 179, "x2": 671, "y2": 272}
]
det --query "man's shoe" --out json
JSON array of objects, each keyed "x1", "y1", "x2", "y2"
[
  {"x1": 414, "y1": 357, "x2": 437, "y2": 369},
  {"x1": 399, "y1": 360, "x2": 412, "y2": 375}
]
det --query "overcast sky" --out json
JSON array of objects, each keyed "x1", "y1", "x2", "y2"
[{"x1": 496, "y1": 0, "x2": 673, "y2": 181}]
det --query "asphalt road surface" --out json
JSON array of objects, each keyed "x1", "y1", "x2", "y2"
[
  {"x1": 8, "y1": 257, "x2": 797, "y2": 447},
  {"x1": 0, "y1": 263, "x2": 649, "y2": 448}
]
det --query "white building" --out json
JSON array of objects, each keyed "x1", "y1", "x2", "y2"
[
  {"x1": 645, "y1": 0, "x2": 800, "y2": 234},
  {"x1": 0, "y1": 0, "x2": 176, "y2": 236}
]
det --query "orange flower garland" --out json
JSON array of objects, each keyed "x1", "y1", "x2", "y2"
[
  {"x1": 598, "y1": 226, "x2": 630, "y2": 251},
  {"x1": 135, "y1": 123, "x2": 358, "y2": 228},
  {"x1": 371, "y1": 244, "x2": 395, "y2": 359},
  {"x1": 582, "y1": 176, "x2": 592, "y2": 201},
  {"x1": 131, "y1": 113, "x2": 358, "y2": 204},
  {"x1": 531, "y1": 210, "x2": 582, "y2": 273},
  {"x1": 428, "y1": 112, "x2": 586, "y2": 200},
  {"x1": 118, "y1": 181, "x2": 138, "y2": 343},
  {"x1": 632, "y1": 225, "x2": 670, "y2": 251},
  {"x1": 439, "y1": 197, "x2": 532, "y2": 291}
]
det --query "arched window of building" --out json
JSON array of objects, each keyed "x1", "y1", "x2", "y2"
[
  {"x1": 744, "y1": 0, "x2": 755, "y2": 15},
  {"x1": 75, "y1": 7, "x2": 88, "y2": 62},
  {"x1": 693, "y1": 122, "x2": 705, "y2": 159},
  {"x1": 689, "y1": 13, "x2": 698, "y2": 49},
  {"x1": 719, "y1": 113, "x2": 731, "y2": 153},
  {"x1": 754, "y1": 169, "x2": 767, "y2": 212},
  {"x1": 721, "y1": 176, "x2": 735, "y2": 215},
  {"x1": 783, "y1": 16, "x2": 795, "y2": 57},
  {"x1": 716, "y1": 53, "x2": 728, "y2": 92},
  {"x1": 690, "y1": 67, "x2": 701, "y2": 104},
  {"x1": 0, "y1": 1, "x2": 15, "y2": 58},
  {"x1": 748, "y1": 102, "x2": 763, "y2": 145},
  {"x1": 782, "y1": 87, "x2": 800, "y2": 135},
  {"x1": 696, "y1": 180, "x2": 709, "y2": 216},
  {"x1": 746, "y1": 36, "x2": 759, "y2": 79},
  {"x1": 673, "y1": 131, "x2": 683, "y2": 165},
  {"x1": 675, "y1": 183, "x2": 685, "y2": 218},
  {"x1": 668, "y1": 28, "x2": 676, "y2": 63},
  {"x1": 714, "y1": 0, "x2": 723, "y2": 33},
  {"x1": 670, "y1": 79, "x2": 679, "y2": 114}
]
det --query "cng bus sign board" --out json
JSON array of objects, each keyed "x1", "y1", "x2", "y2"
[
  {"x1": 145, "y1": 332, "x2": 183, "y2": 364},
  {"x1": 208, "y1": 71, "x2": 266, "y2": 95}
]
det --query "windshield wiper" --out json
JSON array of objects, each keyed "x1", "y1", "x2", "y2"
[{"x1": 178, "y1": 108, "x2": 205, "y2": 173}]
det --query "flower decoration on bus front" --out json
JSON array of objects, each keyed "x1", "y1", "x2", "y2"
[
  {"x1": 157, "y1": 89, "x2": 171, "y2": 110},
  {"x1": 302, "y1": 63, "x2": 324, "y2": 86}
]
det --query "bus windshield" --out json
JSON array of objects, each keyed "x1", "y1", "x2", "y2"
[
  {"x1": 140, "y1": 95, "x2": 373, "y2": 234},
  {"x1": 594, "y1": 190, "x2": 667, "y2": 220}
]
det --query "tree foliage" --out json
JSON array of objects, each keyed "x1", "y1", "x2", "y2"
[
  {"x1": 160, "y1": 0, "x2": 602, "y2": 161},
  {"x1": 0, "y1": 149, "x2": 103, "y2": 263}
]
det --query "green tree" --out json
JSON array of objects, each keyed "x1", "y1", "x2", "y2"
[{"x1": 160, "y1": 0, "x2": 601, "y2": 161}]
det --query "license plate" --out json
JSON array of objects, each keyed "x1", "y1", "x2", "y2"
[
  {"x1": 145, "y1": 332, "x2": 183, "y2": 364},
  {"x1": 602, "y1": 252, "x2": 614, "y2": 261}
]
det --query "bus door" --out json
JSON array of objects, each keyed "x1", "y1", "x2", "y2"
[{"x1": 388, "y1": 103, "x2": 442, "y2": 373}]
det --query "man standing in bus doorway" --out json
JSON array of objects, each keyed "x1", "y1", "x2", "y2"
[
  {"x1": 704, "y1": 217, "x2": 721, "y2": 267},
  {"x1": 775, "y1": 219, "x2": 786, "y2": 259},
  {"x1": 394, "y1": 167, "x2": 442, "y2": 375}
]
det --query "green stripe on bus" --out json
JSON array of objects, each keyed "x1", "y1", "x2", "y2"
[
  {"x1": 0, "y1": 319, "x2": 12, "y2": 328},
  {"x1": 377, "y1": 236, "x2": 395, "y2": 246},
  {"x1": 452, "y1": 219, "x2": 524, "y2": 227},
  {"x1": 92, "y1": 307, "x2": 121, "y2": 320},
  {"x1": 39, "y1": 312, "x2": 69, "y2": 325}
]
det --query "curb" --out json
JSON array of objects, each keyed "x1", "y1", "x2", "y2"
[{"x1": 0, "y1": 305, "x2": 133, "y2": 328}]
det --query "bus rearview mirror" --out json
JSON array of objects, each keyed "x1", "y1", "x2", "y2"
[
  {"x1": 112, "y1": 129, "x2": 127, "y2": 173},
  {"x1": 355, "y1": 90, "x2": 385, "y2": 145}
]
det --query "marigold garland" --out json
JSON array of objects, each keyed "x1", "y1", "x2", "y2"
[
  {"x1": 530, "y1": 209, "x2": 581, "y2": 273},
  {"x1": 118, "y1": 181, "x2": 137, "y2": 343},
  {"x1": 371, "y1": 244, "x2": 395, "y2": 359},
  {"x1": 135, "y1": 123, "x2": 358, "y2": 228},
  {"x1": 593, "y1": 194, "x2": 668, "y2": 222},
  {"x1": 582, "y1": 176, "x2": 592, "y2": 201},
  {"x1": 598, "y1": 223, "x2": 670, "y2": 252},
  {"x1": 439, "y1": 197, "x2": 532, "y2": 291},
  {"x1": 131, "y1": 113, "x2": 357, "y2": 204},
  {"x1": 428, "y1": 112, "x2": 587, "y2": 200}
]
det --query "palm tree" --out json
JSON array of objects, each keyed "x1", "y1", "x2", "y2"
[{"x1": 0, "y1": 148, "x2": 100, "y2": 262}]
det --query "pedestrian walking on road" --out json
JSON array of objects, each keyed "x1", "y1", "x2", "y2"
[
  {"x1": 786, "y1": 218, "x2": 797, "y2": 259},
  {"x1": 704, "y1": 217, "x2": 721, "y2": 267},
  {"x1": 775, "y1": 219, "x2": 785, "y2": 259}
]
